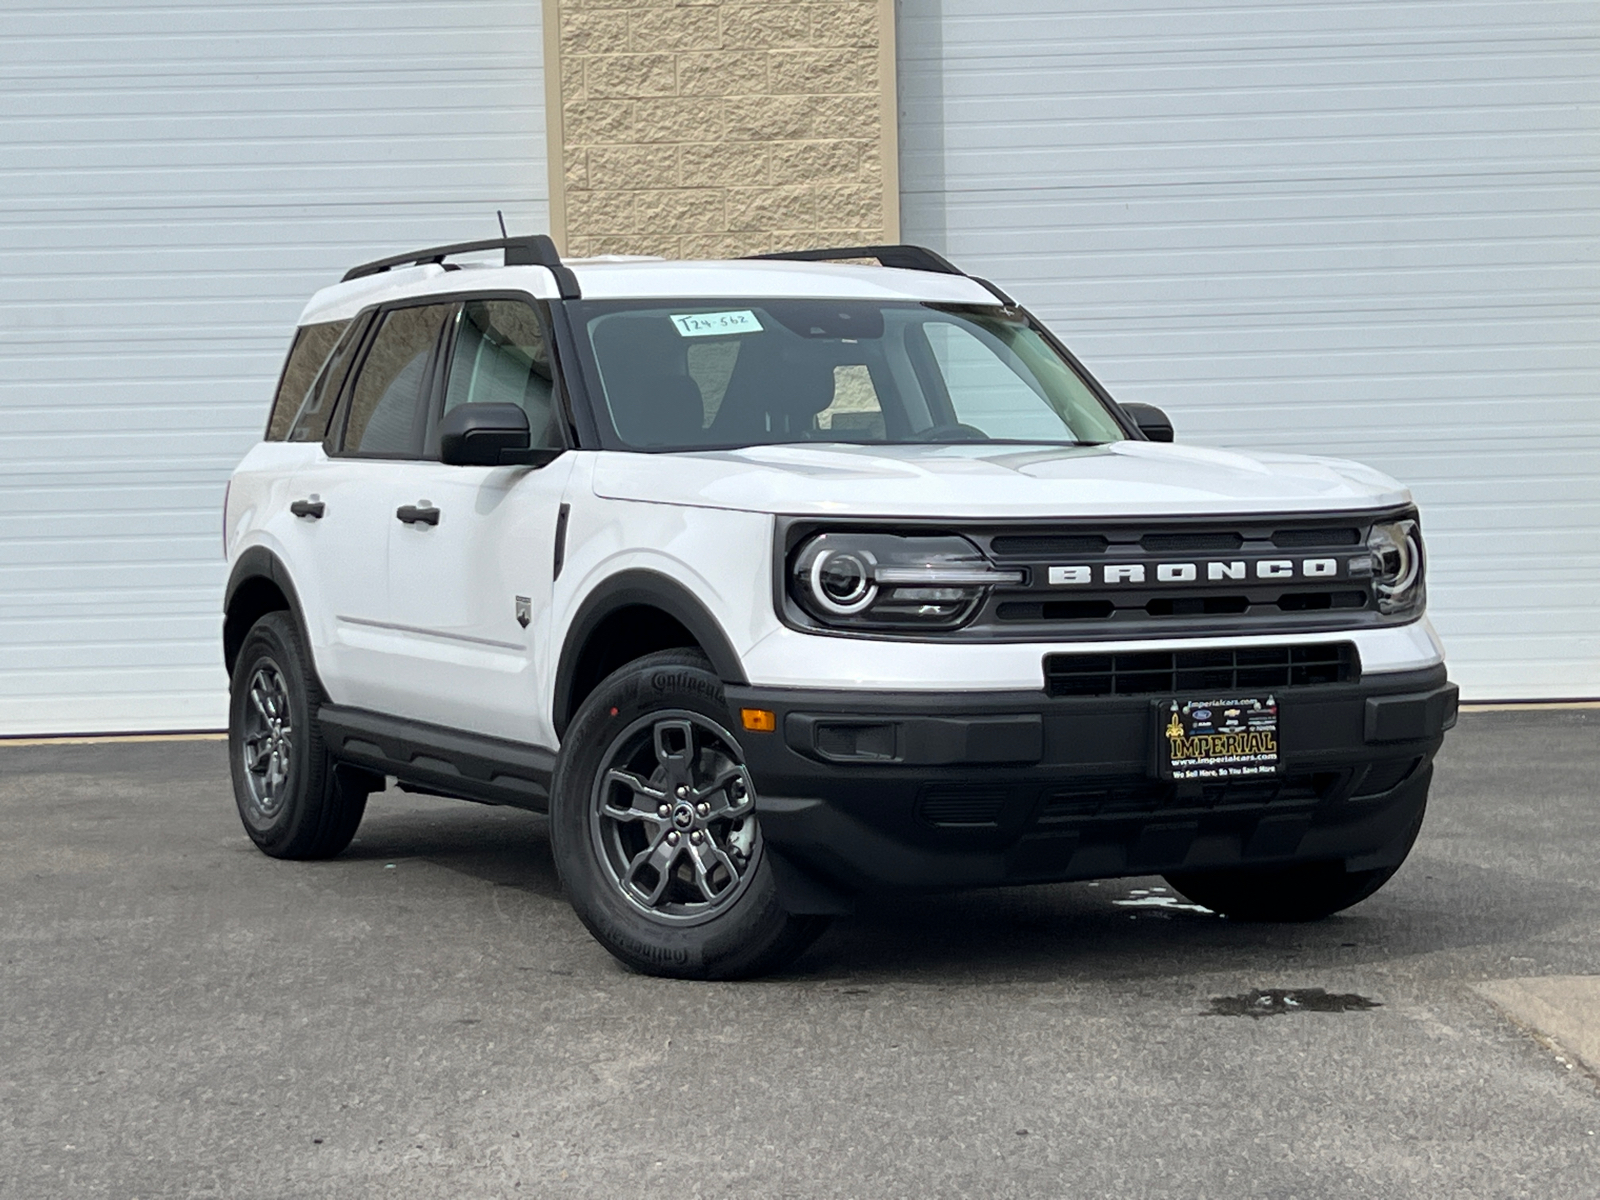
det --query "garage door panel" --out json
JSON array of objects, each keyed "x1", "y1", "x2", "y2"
[
  {"x1": 901, "y1": 0, "x2": 1599, "y2": 699},
  {"x1": 4, "y1": 586, "x2": 219, "y2": 615},
  {"x1": 0, "y1": 1, "x2": 547, "y2": 734},
  {"x1": 1, "y1": 536, "x2": 222, "y2": 572},
  {"x1": 1, "y1": 631, "x2": 222, "y2": 672},
  {"x1": 0, "y1": 667, "x2": 225, "y2": 699}
]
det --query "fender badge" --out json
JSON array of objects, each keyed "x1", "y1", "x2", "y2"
[{"x1": 515, "y1": 596, "x2": 531, "y2": 628}]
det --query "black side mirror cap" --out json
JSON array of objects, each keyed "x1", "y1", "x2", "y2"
[
  {"x1": 1122, "y1": 402, "x2": 1174, "y2": 442},
  {"x1": 439, "y1": 402, "x2": 549, "y2": 466}
]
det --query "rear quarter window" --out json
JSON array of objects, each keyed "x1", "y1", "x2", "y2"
[{"x1": 264, "y1": 320, "x2": 350, "y2": 441}]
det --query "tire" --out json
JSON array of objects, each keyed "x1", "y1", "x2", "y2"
[
  {"x1": 228, "y1": 610, "x2": 370, "y2": 860},
  {"x1": 1163, "y1": 806, "x2": 1425, "y2": 922},
  {"x1": 550, "y1": 650, "x2": 829, "y2": 980}
]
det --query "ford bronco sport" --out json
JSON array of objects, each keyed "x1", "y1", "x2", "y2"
[{"x1": 223, "y1": 236, "x2": 1458, "y2": 978}]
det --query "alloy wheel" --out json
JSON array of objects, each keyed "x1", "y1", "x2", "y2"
[
  {"x1": 589, "y1": 710, "x2": 762, "y2": 925},
  {"x1": 240, "y1": 661, "x2": 294, "y2": 817}
]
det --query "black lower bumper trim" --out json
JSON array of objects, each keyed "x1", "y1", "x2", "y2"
[{"x1": 727, "y1": 665, "x2": 1454, "y2": 892}]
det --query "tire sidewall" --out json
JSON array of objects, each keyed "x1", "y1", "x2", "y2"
[
  {"x1": 228, "y1": 612, "x2": 321, "y2": 856},
  {"x1": 550, "y1": 653, "x2": 794, "y2": 979}
]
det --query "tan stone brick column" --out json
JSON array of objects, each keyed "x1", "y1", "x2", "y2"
[{"x1": 542, "y1": 0, "x2": 899, "y2": 259}]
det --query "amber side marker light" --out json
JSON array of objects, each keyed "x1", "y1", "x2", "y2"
[{"x1": 741, "y1": 708, "x2": 777, "y2": 733}]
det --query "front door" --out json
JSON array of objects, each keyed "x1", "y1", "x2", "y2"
[{"x1": 383, "y1": 297, "x2": 575, "y2": 746}]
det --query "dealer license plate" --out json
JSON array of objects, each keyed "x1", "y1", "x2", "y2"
[{"x1": 1158, "y1": 696, "x2": 1281, "y2": 781}]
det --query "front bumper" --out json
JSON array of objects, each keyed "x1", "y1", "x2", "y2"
[{"x1": 725, "y1": 665, "x2": 1457, "y2": 900}]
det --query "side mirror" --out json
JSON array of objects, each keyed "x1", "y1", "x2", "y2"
[
  {"x1": 439, "y1": 402, "x2": 538, "y2": 466},
  {"x1": 1122, "y1": 402, "x2": 1174, "y2": 443}
]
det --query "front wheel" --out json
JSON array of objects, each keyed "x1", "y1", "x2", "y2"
[{"x1": 550, "y1": 650, "x2": 828, "y2": 979}]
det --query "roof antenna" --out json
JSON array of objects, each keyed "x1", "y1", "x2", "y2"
[{"x1": 496, "y1": 210, "x2": 508, "y2": 239}]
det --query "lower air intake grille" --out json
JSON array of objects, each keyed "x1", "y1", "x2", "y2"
[
  {"x1": 1045, "y1": 643, "x2": 1358, "y2": 698},
  {"x1": 1038, "y1": 772, "x2": 1338, "y2": 822},
  {"x1": 916, "y1": 784, "x2": 1010, "y2": 827}
]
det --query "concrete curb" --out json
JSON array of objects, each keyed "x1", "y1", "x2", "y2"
[{"x1": 1473, "y1": 976, "x2": 1600, "y2": 1082}]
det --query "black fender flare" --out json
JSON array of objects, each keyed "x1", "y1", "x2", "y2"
[
  {"x1": 553, "y1": 569, "x2": 748, "y2": 737},
  {"x1": 222, "y1": 546, "x2": 314, "y2": 676}
]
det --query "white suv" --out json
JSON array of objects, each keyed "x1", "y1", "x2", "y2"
[{"x1": 223, "y1": 236, "x2": 1458, "y2": 978}]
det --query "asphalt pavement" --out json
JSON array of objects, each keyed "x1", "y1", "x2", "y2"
[{"x1": 2, "y1": 709, "x2": 1597, "y2": 1199}]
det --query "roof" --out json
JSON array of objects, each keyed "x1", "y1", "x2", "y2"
[{"x1": 296, "y1": 254, "x2": 1003, "y2": 326}]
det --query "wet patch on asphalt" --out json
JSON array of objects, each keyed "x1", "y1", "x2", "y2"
[{"x1": 1112, "y1": 885, "x2": 1213, "y2": 914}]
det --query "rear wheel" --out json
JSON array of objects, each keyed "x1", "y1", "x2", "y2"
[
  {"x1": 550, "y1": 650, "x2": 828, "y2": 979},
  {"x1": 228, "y1": 611, "x2": 370, "y2": 859}
]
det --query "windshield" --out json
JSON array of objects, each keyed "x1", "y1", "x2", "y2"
[{"x1": 573, "y1": 300, "x2": 1128, "y2": 451}]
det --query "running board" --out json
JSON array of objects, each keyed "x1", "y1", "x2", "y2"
[{"x1": 317, "y1": 705, "x2": 555, "y2": 811}]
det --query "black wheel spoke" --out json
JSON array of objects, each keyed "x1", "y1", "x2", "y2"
[
  {"x1": 244, "y1": 733, "x2": 269, "y2": 770},
  {"x1": 651, "y1": 719, "x2": 697, "y2": 790},
  {"x1": 622, "y1": 832, "x2": 680, "y2": 906}
]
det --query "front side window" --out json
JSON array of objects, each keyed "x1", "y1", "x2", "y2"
[
  {"x1": 574, "y1": 300, "x2": 1127, "y2": 451},
  {"x1": 443, "y1": 299, "x2": 560, "y2": 448},
  {"x1": 342, "y1": 304, "x2": 451, "y2": 456}
]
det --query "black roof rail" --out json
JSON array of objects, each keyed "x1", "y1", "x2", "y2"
[
  {"x1": 341, "y1": 234, "x2": 581, "y2": 298},
  {"x1": 745, "y1": 243, "x2": 1014, "y2": 305},
  {"x1": 748, "y1": 244, "x2": 962, "y2": 274}
]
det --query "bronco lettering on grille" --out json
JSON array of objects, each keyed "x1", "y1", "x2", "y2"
[{"x1": 1050, "y1": 557, "x2": 1343, "y2": 585}]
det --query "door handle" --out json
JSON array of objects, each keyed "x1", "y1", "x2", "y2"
[
  {"x1": 290, "y1": 498, "x2": 324, "y2": 520},
  {"x1": 396, "y1": 502, "x2": 440, "y2": 526}
]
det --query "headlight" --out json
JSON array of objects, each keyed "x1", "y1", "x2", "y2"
[
  {"x1": 1364, "y1": 518, "x2": 1426, "y2": 616},
  {"x1": 790, "y1": 532, "x2": 1023, "y2": 630}
]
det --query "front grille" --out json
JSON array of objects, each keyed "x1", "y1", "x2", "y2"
[
  {"x1": 1044, "y1": 643, "x2": 1358, "y2": 697},
  {"x1": 989, "y1": 533, "x2": 1107, "y2": 557},
  {"x1": 958, "y1": 512, "x2": 1404, "y2": 641},
  {"x1": 1271, "y1": 526, "x2": 1360, "y2": 548},
  {"x1": 1140, "y1": 531, "x2": 1244, "y2": 553},
  {"x1": 1038, "y1": 771, "x2": 1338, "y2": 822},
  {"x1": 999, "y1": 591, "x2": 1370, "y2": 621}
]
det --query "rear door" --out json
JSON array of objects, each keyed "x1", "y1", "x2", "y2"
[
  {"x1": 285, "y1": 300, "x2": 454, "y2": 713},
  {"x1": 383, "y1": 296, "x2": 575, "y2": 745}
]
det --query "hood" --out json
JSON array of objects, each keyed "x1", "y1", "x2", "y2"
[{"x1": 590, "y1": 440, "x2": 1411, "y2": 519}]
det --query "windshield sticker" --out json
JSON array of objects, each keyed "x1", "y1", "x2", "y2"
[{"x1": 670, "y1": 310, "x2": 763, "y2": 338}]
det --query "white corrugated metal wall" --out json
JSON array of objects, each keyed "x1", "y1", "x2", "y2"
[
  {"x1": 900, "y1": 0, "x2": 1600, "y2": 700},
  {"x1": 1, "y1": 1, "x2": 547, "y2": 734}
]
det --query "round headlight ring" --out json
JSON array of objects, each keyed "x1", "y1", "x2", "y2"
[
  {"x1": 1379, "y1": 534, "x2": 1420, "y2": 600},
  {"x1": 809, "y1": 548, "x2": 878, "y2": 615},
  {"x1": 1369, "y1": 519, "x2": 1424, "y2": 613}
]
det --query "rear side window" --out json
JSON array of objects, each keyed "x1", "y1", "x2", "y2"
[
  {"x1": 264, "y1": 320, "x2": 348, "y2": 441},
  {"x1": 342, "y1": 304, "x2": 452, "y2": 457},
  {"x1": 287, "y1": 315, "x2": 369, "y2": 444}
]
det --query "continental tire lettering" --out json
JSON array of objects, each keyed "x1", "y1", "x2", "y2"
[
  {"x1": 608, "y1": 930, "x2": 697, "y2": 967},
  {"x1": 650, "y1": 670, "x2": 721, "y2": 700}
]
